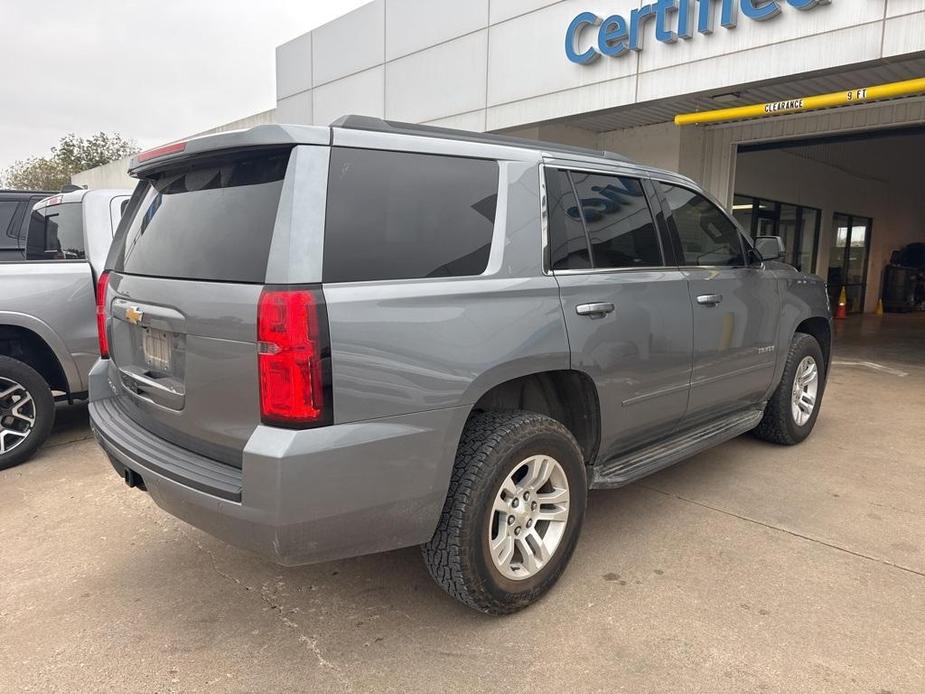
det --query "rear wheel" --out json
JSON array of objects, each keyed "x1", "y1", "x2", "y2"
[
  {"x1": 753, "y1": 333, "x2": 825, "y2": 445},
  {"x1": 422, "y1": 411, "x2": 587, "y2": 615},
  {"x1": 0, "y1": 356, "x2": 55, "y2": 470}
]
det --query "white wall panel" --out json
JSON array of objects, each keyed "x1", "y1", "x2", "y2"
[
  {"x1": 887, "y1": 0, "x2": 925, "y2": 18},
  {"x1": 71, "y1": 158, "x2": 135, "y2": 190},
  {"x1": 637, "y1": 0, "x2": 885, "y2": 73},
  {"x1": 312, "y1": 0, "x2": 385, "y2": 86},
  {"x1": 488, "y1": 0, "x2": 639, "y2": 106},
  {"x1": 882, "y1": 11, "x2": 925, "y2": 57},
  {"x1": 490, "y1": 0, "x2": 573, "y2": 25},
  {"x1": 276, "y1": 91, "x2": 312, "y2": 125},
  {"x1": 386, "y1": 31, "x2": 488, "y2": 122},
  {"x1": 386, "y1": 0, "x2": 488, "y2": 60},
  {"x1": 312, "y1": 67, "x2": 385, "y2": 126},
  {"x1": 487, "y1": 75, "x2": 636, "y2": 131},
  {"x1": 424, "y1": 109, "x2": 487, "y2": 132},
  {"x1": 637, "y1": 23, "x2": 883, "y2": 103},
  {"x1": 276, "y1": 33, "x2": 312, "y2": 99}
]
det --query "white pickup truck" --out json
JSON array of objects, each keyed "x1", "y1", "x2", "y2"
[{"x1": 0, "y1": 188, "x2": 131, "y2": 469}]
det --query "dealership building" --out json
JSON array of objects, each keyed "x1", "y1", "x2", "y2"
[{"x1": 77, "y1": 0, "x2": 925, "y2": 314}]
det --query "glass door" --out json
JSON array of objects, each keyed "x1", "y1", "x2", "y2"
[
  {"x1": 732, "y1": 195, "x2": 821, "y2": 273},
  {"x1": 827, "y1": 213, "x2": 872, "y2": 313},
  {"x1": 777, "y1": 204, "x2": 799, "y2": 266},
  {"x1": 796, "y1": 208, "x2": 820, "y2": 274}
]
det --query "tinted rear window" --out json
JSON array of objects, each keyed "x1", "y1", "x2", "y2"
[
  {"x1": 112, "y1": 148, "x2": 291, "y2": 283},
  {"x1": 323, "y1": 148, "x2": 498, "y2": 283},
  {"x1": 26, "y1": 203, "x2": 85, "y2": 260}
]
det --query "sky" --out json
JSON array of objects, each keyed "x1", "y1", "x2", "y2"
[{"x1": 0, "y1": 0, "x2": 369, "y2": 172}]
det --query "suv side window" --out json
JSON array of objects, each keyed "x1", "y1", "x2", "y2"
[
  {"x1": 545, "y1": 169, "x2": 590, "y2": 270},
  {"x1": 569, "y1": 171, "x2": 661, "y2": 269},
  {"x1": 26, "y1": 203, "x2": 86, "y2": 260},
  {"x1": 0, "y1": 201, "x2": 21, "y2": 250},
  {"x1": 660, "y1": 183, "x2": 744, "y2": 267},
  {"x1": 324, "y1": 148, "x2": 499, "y2": 283},
  {"x1": 546, "y1": 169, "x2": 662, "y2": 270}
]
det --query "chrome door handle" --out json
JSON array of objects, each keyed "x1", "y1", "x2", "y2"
[
  {"x1": 696, "y1": 294, "x2": 723, "y2": 306},
  {"x1": 576, "y1": 302, "x2": 615, "y2": 318}
]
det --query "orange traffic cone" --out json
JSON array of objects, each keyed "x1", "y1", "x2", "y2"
[{"x1": 834, "y1": 286, "x2": 848, "y2": 320}]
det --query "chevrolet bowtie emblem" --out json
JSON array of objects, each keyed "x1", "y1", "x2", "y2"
[{"x1": 124, "y1": 306, "x2": 144, "y2": 325}]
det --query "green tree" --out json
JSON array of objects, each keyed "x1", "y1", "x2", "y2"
[{"x1": 1, "y1": 132, "x2": 139, "y2": 191}]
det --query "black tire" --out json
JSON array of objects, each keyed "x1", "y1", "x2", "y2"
[
  {"x1": 422, "y1": 410, "x2": 587, "y2": 615},
  {"x1": 753, "y1": 333, "x2": 826, "y2": 446},
  {"x1": 0, "y1": 356, "x2": 55, "y2": 470}
]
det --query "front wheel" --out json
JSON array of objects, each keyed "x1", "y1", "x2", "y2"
[
  {"x1": 422, "y1": 411, "x2": 587, "y2": 615},
  {"x1": 753, "y1": 333, "x2": 826, "y2": 446},
  {"x1": 0, "y1": 356, "x2": 55, "y2": 470}
]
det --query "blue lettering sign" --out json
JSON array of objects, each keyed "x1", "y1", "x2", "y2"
[
  {"x1": 599, "y1": 15, "x2": 629, "y2": 57},
  {"x1": 655, "y1": 0, "x2": 680, "y2": 43},
  {"x1": 741, "y1": 0, "x2": 782, "y2": 21},
  {"x1": 565, "y1": 0, "x2": 831, "y2": 64},
  {"x1": 787, "y1": 0, "x2": 831, "y2": 8},
  {"x1": 565, "y1": 12, "x2": 602, "y2": 64},
  {"x1": 629, "y1": 4, "x2": 657, "y2": 52}
]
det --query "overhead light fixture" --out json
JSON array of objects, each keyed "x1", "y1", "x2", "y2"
[{"x1": 711, "y1": 92, "x2": 741, "y2": 104}]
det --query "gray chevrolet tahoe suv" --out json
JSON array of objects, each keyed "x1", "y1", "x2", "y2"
[{"x1": 89, "y1": 117, "x2": 831, "y2": 614}]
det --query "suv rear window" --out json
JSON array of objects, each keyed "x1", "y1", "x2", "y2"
[
  {"x1": 111, "y1": 148, "x2": 291, "y2": 283},
  {"x1": 323, "y1": 148, "x2": 498, "y2": 283},
  {"x1": 26, "y1": 203, "x2": 85, "y2": 260}
]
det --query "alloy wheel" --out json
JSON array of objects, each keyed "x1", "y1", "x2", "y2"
[
  {"x1": 488, "y1": 455, "x2": 571, "y2": 581},
  {"x1": 0, "y1": 377, "x2": 36, "y2": 455},
  {"x1": 791, "y1": 356, "x2": 819, "y2": 426}
]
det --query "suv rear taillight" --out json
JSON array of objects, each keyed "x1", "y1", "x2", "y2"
[
  {"x1": 96, "y1": 271, "x2": 111, "y2": 358},
  {"x1": 257, "y1": 287, "x2": 333, "y2": 428}
]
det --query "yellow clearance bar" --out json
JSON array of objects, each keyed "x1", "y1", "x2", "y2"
[{"x1": 675, "y1": 77, "x2": 925, "y2": 126}]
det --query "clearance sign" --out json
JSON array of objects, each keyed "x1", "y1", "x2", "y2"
[
  {"x1": 565, "y1": 0, "x2": 830, "y2": 64},
  {"x1": 675, "y1": 78, "x2": 925, "y2": 125}
]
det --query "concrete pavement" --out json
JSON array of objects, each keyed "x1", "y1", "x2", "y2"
[{"x1": 1, "y1": 319, "x2": 923, "y2": 693}]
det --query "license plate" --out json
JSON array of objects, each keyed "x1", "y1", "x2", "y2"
[{"x1": 142, "y1": 329, "x2": 171, "y2": 372}]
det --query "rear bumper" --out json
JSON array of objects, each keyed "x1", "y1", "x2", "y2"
[
  {"x1": 88, "y1": 360, "x2": 468, "y2": 566},
  {"x1": 91, "y1": 395, "x2": 243, "y2": 501}
]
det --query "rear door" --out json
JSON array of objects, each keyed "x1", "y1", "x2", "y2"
[
  {"x1": 655, "y1": 182, "x2": 780, "y2": 425},
  {"x1": 104, "y1": 148, "x2": 293, "y2": 467},
  {"x1": 548, "y1": 167, "x2": 693, "y2": 459}
]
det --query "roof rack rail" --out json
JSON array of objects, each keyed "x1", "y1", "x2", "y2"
[{"x1": 330, "y1": 115, "x2": 630, "y2": 163}]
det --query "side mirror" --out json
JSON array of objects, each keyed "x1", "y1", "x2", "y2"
[{"x1": 754, "y1": 236, "x2": 785, "y2": 262}]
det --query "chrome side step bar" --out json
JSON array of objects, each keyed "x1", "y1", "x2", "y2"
[{"x1": 590, "y1": 408, "x2": 765, "y2": 489}]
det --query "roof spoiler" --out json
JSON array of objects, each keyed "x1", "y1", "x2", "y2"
[{"x1": 127, "y1": 125, "x2": 329, "y2": 176}]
